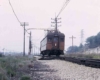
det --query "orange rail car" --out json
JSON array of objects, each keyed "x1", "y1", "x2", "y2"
[{"x1": 40, "y1": 30, "x2": 65, "y2": 57}]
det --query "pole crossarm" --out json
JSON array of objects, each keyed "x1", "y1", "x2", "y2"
[
  {"x1": 26, "y1": 28, "x2": 55, "y2": 31},
  {"x1": 69, "y1": 35, "x2": 76, "y2": 47},
  {"x1": 69, "y1": 35, "x2": 76, "y2": 39},
  {"x1": 69, "y1": 35, "x2": 76, "y2": 52}
]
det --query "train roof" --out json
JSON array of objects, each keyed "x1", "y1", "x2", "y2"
[
  {"x1": 40, "y1": 30, "x2": 65, "y2": 42},
  {"x1": 46, "y1": 30, "x2": 65, "y2": 37}
]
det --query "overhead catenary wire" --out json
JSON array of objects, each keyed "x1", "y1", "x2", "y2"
[
  {"x1": 8, "y1": 0, "x2": 21, "y2": 24},
  {"x1": 56, "y1": 0, "x2": 70, "y2": 18},
  {"x1": 8, "y1": 0, "x2": 33, "y2": 56},
  {"x1": 8, "y1": 0, "x2": 30, "y2": 34}
]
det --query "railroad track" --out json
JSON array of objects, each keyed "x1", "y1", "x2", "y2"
[
  {"x1": 38, "y1": 55, "x2": 100, "y2": 68},
  {"x1": 59, "y1": 56, "x2": 100, "y2": 68}
]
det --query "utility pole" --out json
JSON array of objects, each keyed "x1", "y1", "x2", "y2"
[
  {"x1": 80, "y1": 29, "x2": 84, "y2": 52},
  {"x1": 33, "y1": 45, "x2": 35, "y2": 56},
  {"x1": 81, "y1": 29, "x2": 84, "y2": 45},
  {"x1": 21, "y1": 22, "x2": 28, "y2": 56},
  {"x1": 2, "y1": 48, "x2": 5, "y2": 55},
  {"x1": 29, "y1": 31, "x2": 32, "y2": 55},
  {"x1": 23, "y1": 24, "x2": 25, "y2": 56},
  {"x1": 55, "y1": 18, "x2": 57, "y2": 31},
  {"x1": 69, "y1": 35, "x2": 76, "y2": 52},
  {"x1": 51, "y1": 17, "x2": 61, "y2": 31}
]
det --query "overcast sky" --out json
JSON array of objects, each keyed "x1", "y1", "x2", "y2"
[{"x1": 0, "y1": 0, "x2": 100, "y2": 53}]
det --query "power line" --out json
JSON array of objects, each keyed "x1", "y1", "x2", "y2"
[
  {"x1": 57, "y1": 0, "x2": 69, "y2": 17},
  {"x1": 8, "y1": 0, "x2": 21, "y2": 24},
  {"x1": 52, "y1": 0, "x2": 70, "y2": 32},
  {"x1": 56, "y1": 0, "x2": 70, "y2": 18},
  {"x1": 8, "y1": 0, "x2": 30, "y2": 34},
  {"x1": 8, "y1": 0, "x2": 31, "y2": 56}
]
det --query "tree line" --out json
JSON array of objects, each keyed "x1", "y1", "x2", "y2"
[{"x1": 67, "y1": 32, "x2": 100, "y2": 53}]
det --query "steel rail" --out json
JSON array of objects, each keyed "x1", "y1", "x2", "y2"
[{"x1": 59, "y1": 56, "x2": 100, "y2": 68}]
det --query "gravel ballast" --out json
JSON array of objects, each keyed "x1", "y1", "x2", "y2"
[{"x1": 32, "y1": 59, "x2": 100, "y2": 80}]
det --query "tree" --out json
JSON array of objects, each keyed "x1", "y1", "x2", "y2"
[
  {"x1": 96, "y1": 32, "x2": 100, "y2": 46},
  {"x1": 79, "y1": 43, "x2": 83, "y2": 49},
  {"x1": 67, "y1": 46, "x2": 79, "y2": 53},
  {"x1": 86, "y1": 36, "x2": 98, "y2": 48}
]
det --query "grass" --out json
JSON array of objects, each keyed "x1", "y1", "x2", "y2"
[
  {"x1": 0, "y1": 55, "x2": 36, "y2": 80},
  {"x1": 20, "y1": 75, "x2": 31, "y2": 80},
  {"x1": 65, "y1": 53, "x2": 100, "y2": 59}
]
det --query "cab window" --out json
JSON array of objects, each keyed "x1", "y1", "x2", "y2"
[
  {"x1": 54, "y1": 37, "x2": 58, "y2": 42},
  {"x1": 48, "y1": 38, "x2": 52, "y2": 42},
  {"x1": 60, "y1": 38, "x2": 64, "y2": 41}
]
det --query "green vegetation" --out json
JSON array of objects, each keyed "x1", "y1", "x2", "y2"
[
  {"x1": 67, "y1": 32, "x2": 100, "y2": 57},
  {"x1": 66, "y1": 53, "x2": 100, "y2": 59},
  {"x1": 21, "y1": 75, "x2": 31, "y2": 80},
  {"x1": 0, "y1": 55, "x2": 35, "y2": 80},
  {"x1": 67, "y1": 43, "x2": 83, "y2": 53},
  {"x1": 86, "y1": 32, "x2": 100, "y2": 48}
]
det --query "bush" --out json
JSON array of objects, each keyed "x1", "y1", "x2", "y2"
[
  {"x1": 7, "y1": 68, "x2": 16, "y2": 77},
  {"x1": 20, "y1": 76, "x2": 31, "y2": 80},
  {"x1": 0, "y1": 73, "x2": 8, "y2": 80},
  {"x1": 0, "y1": 53, "x2": 4, "y2": 57}
]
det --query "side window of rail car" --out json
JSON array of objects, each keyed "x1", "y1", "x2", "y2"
[
  {"x1": 48, "y1": 38, "x2": 52, "y2": 42},
  {"x1": 60, "y1": 38, "x2": 64, "y2": 42}
]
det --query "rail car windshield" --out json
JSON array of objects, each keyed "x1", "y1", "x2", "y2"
[
  {"x1": 54, "y1": 37, "x2": 58, "y2": 42},
  {"x1": 48, "y1": 38, "x2": 52, "y2": 42},
  {"x1": 60, "y1": 38, "x2": 64, "y2": 42}
]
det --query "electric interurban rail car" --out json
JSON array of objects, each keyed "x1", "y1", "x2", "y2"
[{"x1": 40, "y1": 30, "x2": 65, "y2": 57}]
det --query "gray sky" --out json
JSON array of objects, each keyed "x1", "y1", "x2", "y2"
[{"x1": 0, "y1": 0, "x2": 100, "y2": 53}]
